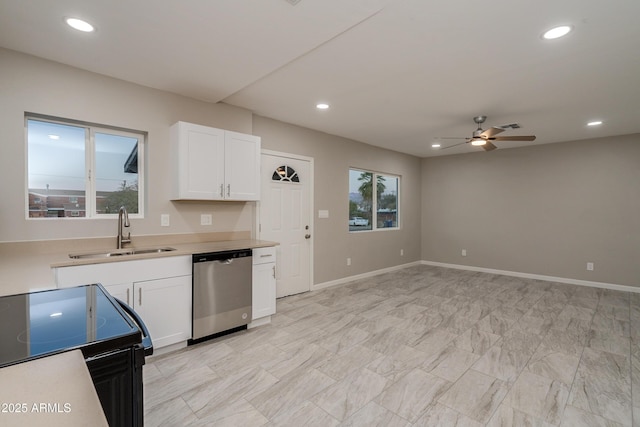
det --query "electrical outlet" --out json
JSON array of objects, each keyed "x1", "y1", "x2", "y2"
[
  {"x1": 587, "y1": 262, "x2": 594, "y2": 271},
  {"x1": 347, "y1": 258, "x2": 351, "y2": 266},
  {"x1": 400, "y1": 249, "x2": 404, "y2": 256},
  {"x1": 161, "y1": 214, "x2": 170, "y2": 227},
  {"x1": 201, "y1": 214, "x2": 212, "y2": 226},
  {"x1": 461, "y1": 249, "x2": 467, "y2": 257}
]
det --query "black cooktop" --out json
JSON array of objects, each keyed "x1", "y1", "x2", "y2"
[{"x1": 0, "y1": 284, "x2": 141, "y2": 368}]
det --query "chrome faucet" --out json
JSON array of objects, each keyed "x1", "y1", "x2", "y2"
[{"x1": 117, "y1": 206, "x2": 131, "y2": 249}]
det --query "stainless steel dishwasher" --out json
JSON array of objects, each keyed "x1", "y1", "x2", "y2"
[{"x1": 192, "y1": 249, "x2": 252, "y2": 341}]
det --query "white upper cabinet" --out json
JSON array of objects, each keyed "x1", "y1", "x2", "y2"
[
  {"x1": 224, "y1": 130, "x2": 261, "y2": 200},
  {"x1": 170, "y1": 121, "x2": 261, "y2": 201},
  {"x1": 171, "y1": 122, "x2": 225, "y2": 200}
]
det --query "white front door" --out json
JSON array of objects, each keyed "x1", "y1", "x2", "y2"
[{"x1": 259, "y1": 152, "x2": 313, "y2": 298}]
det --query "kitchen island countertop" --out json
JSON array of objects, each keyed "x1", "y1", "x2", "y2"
[{"x1": 0, "y1": 350, "x2": 108, "y2": 427}]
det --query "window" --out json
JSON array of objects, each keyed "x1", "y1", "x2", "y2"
[
  {"x1": 26, "y1": 115, "x2": 145, "y2": 219},
  {"x1": 349, "y1": 168, "x2": 399, "y2": 231},
  {"x1": 272, "y1": 165, "x2": 300, "y2": 183}
]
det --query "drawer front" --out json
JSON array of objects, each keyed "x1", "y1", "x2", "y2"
[{"x1": 252, "y1": 246, "x2": 276, "y2": 265}]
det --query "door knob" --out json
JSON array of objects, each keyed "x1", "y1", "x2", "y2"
[{"x1": 305, "y1": 234, "x2": 311, "y2": 239}]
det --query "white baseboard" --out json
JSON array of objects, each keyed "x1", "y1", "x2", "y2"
[
  {"x1": 421, "y1": 260, "x2": 640, "y2": 294},
  {"x1": 311, "y1": 260, "x2": 639, "y2": 295},
  {"x1": 312, "y1": 261, "x2": 422, "y2": 291}
]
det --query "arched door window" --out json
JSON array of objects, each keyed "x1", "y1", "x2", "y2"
[{"x1": 272, "y1": 166, "x2": 300, "y2": 183}]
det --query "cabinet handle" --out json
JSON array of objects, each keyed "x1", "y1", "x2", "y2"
[
  {"x1": 272, "y1": 265, "x2": 276, "y2": 279},
  {"x1": 126, "y1": 288, "x2": 130, "y2": 306},
  {"x1": 227, "y1": 184, "x2": 231, "y2": 197},
  {"x1": 219, "y1": 184, "x2": 224, "y2": 198},
  {"x1": 260, "y1": 254, "x2": 273, "y2": 258},
  {"x1": 139, "y1": 288, "x2": 142, "y2": 306}
]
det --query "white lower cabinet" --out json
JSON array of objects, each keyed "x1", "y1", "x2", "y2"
[
  {"x1": 54, "y1": 256, "x2": 192, "y2": 350},
  {"x1": 103, "y1": 277, "x2": 191, "y2": 349},
  {"x1": 103, "y1": 282, "x2": 133, "y2": 306},
  {"x1": 251, "y1": 247, "x2": 277, "y2": 322}
]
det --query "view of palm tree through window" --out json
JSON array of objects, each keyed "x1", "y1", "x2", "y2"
[
  {"x1": 27, "y1": 117, "x2": 143, "y2": 218},
  {"x1": 349, "y1": 169, "x2": 399, "y2": 231}
]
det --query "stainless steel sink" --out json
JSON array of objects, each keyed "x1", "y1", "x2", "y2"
[
  {"x1": 131, "y1": 247, "x2": 177, "y2": 255},
  {"x1": 69, "y1": 247, "x2": 176, "y2": 259}
]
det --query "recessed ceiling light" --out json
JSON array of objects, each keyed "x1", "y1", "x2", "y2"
[
  {"x1": 587, "y1": 120, "x2": 603, "y2": 126},
  {"x1": 316, "y1": 103, "x2": 329, "y2": 110},
  {"x1": 48, "y1": 134, "x2": 60, "y2": 140},
  {"x1": 542, "y1": 25, "x2": 572, "y2": 40},
  {"x1": 431, "y1": 143, "x2": 441, "y2": 148},
  {"x1": 66, "y1": 17, "x2": 95, "y2": 32}
]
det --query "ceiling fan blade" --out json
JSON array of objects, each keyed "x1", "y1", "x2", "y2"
[
  {"x1": 482, "y1": 142, "x2": 497, "y2": 151},
  {"x1": 480, "y1": 127, "x2": 505, "y2": 139},
  {"x1": 439, "y1": 141, "x2": 468, "y2": 150},
  {"x1": 434, "y1": 136, "x2": 467, "y2": 140},
  {"x1": 492, "y1": 135, "x2": 536, "y2": 141}
]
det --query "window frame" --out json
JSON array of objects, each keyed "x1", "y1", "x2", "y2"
[
  {"x1": 25, "y1": 114, "x2": 146, "y2": 220},
  {"x1": 348, "y1": 168, "x2": 400, "y2": 233}
]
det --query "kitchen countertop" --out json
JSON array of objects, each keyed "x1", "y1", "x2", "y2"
[
  {"x1": 0, "y1": 237, "x2": 278, "y2": 296},
  {"x1": 51, "y1": 239, "x2": 278, "y2": 268},
  {"x1": 0, "y1": 350, "x2": 108, "y2": 427}
]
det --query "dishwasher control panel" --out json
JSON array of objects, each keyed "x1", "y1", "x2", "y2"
[{"x1": 193, "y1": 248, "x2": 252, "y2": 263}]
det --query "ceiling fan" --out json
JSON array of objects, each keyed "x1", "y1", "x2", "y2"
[{"x1": 436, "y1": 115, "x2": 536, "y2": 151}]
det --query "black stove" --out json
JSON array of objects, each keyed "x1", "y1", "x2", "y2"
[
  {"x1": 0, "y1": 284, "x2": 150, "y2": 426},
  {"x1": 0, "y1": 284, "x2": 141, "y2": 368}
]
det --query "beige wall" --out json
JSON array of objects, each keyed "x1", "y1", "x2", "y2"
[
  {"x1": 253, "y1": 116, "x2": 422, "y2": 285},
  {"x1": 421, "y1": 134, "x2": 640, "y2": 287},
  {"x1": 0, "y1": 48, "x2": 422, "y2": 288},
  {"x1": 3, "y1": 48, "x2": 636, "y2": 289},
  {"x1": 0, "y1": 48, "x2": 255, "y2": 242}
]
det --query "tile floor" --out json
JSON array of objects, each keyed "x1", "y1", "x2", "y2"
[{"x1": 144, "y1": 265, "x2": 640, "y2": 426}]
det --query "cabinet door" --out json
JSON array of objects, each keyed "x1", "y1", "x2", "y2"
[
  {"x1": 103, "y1": 283, "x2": 134, "y2": 307},
  {"x1": 135, "y1": 275, "x2": 191, "y2": 349},
  {"x1": 252, "y1": 262, "x2": 276, "y2": 320},
  {"x1": 172, "y1": 122, "x2": 225, "y2": 200},
  {"x1": 225, "y1": 130, "x2": 261, "y2": 201}
]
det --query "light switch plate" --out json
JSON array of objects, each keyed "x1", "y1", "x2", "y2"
[
  {"x1": 161, "y1": 214, "x2": 170, "y2": 227},
  {"x1": 318, "y1": 210, "x2": 329, "y2": 218}
]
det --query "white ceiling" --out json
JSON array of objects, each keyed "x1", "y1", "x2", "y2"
[{"x1": 1, "y1": 0, "x2": 639, "y2": 157}]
